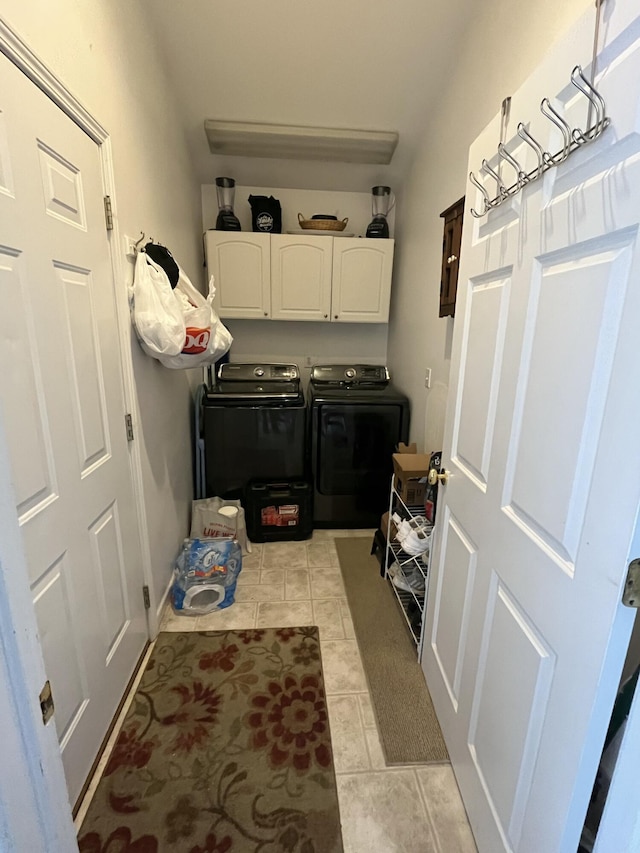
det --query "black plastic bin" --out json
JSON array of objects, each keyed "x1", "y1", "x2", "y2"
[{"x1": 246, "y1": 480, "x2": 313, "y2": 543}]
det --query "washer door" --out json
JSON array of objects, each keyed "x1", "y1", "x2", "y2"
[{"x1": 204, "y1": 406, "x2": 306, "y2": 497}]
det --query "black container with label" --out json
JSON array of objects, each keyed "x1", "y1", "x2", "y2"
[
  {"x1": 246, "y1": 480, "x2": 312, "y2": 542},
  {"x1": 248, "y1": 195, "x2": 282, "y2": 233}
]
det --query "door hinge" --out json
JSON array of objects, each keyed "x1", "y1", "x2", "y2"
[
  {"x1": 623, "y1": 559, "x2": 640, "y2": 608},
  {"x1": 103, "y1": 195, "x2": 114, "y2": 231},
  {"x1": 39, "y1": 680, "x2": 55, "y2": 725},
  {"x1": 142, "y1": 585, "x2": 151, "y2": 610},
  {"x1": 125, "y1": 413, "x2": 134, "y2": 442}
]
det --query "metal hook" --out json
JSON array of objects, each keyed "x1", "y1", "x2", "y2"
[
  {"x1": 133, "y1": 232, "x2": 146, "y2": 252},
  {"x1": 570, "y1": 64, "x2": 607, "y2": 140},
  {"x1": 540, "y1": 98, "x2": 572, "y2": 163},
  {"x1": 469, "y1": 171, "x2": 492, "y2": 218},
  {"x1": 498, "y1": 143, "x2": 529, "y2": 190},
  {"x1": 482, "y1": 158, "x2": 509, "y2": 201},
  {"x1": 517, "y1": 122, "x2": 545, "y2": 178}
]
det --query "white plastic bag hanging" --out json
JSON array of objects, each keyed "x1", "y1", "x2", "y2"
[
  {"x1": 156, "y1": 271, "x2": 233, "y2": 370},
  {"x1": 132, "y1": 251, "x2": 185, "y2": 356},
  {"x1": 131, "y1": 251, "x2": 232, "y2": 369}
]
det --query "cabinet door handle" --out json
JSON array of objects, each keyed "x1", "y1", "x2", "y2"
[
  {"x1": 264, "y1": 311, "x2": 268, "y2": 316},
  {"x1": 334, "y1": 315, "x2": 339, "y2": 320},
  {"x1": 324, "y1": 314, "x2": 328, "y2": 318}
]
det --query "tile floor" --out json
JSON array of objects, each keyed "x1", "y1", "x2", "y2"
[{"x1": 76, "y1": 530, "x2": 477, "y2": 853}]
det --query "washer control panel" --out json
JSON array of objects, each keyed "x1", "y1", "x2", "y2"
[
  {"x1": 218, "y1": 363, "x2": 299, "y2": 382},
  {"x1": 310, "y1": 364, "x2": 390, "y2": 385}
]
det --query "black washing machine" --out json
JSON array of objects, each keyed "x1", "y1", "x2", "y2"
[
  {"x1": 308, "y1": 364, "x2": 410, "y2": 528},
  {"x1": 204, "y1": 363, "x2": 306, "y2": 498}
]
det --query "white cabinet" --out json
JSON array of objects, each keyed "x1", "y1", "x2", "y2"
[
  {"x1": 205, "y1": 232, "x2": 394, "y2": 323},
  {"x1": 331, "y1": 238, "x2": 394, "y2": 324},
  {"x1": 271, "y1": 235, "x2": 333, "y2": 321},
  {"x1": 206, "y1": 232, "x2": 270, "y2": 319}
]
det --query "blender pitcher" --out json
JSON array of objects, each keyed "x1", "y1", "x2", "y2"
[
  {"x1": 215, "y1": 177, "x2": 242, "y2": 231},
  {"x1": 366, "y1": 186, "x2": 395, "y2": 238}
]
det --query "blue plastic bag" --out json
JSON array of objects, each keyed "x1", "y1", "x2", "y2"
[{"x1": 171, "y1": 537, "x2": 242, "y2": 615}]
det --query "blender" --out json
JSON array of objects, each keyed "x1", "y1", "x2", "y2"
[
  {"x1": 215, "y1": 177, "x2": 241, "y2": 231},
  {"x1": 366, "y1": 185, "x2": 394, "y2": 238}
]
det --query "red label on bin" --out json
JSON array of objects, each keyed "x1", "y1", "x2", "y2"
[{"x1": 261, "y1": 504, "x2": 300, "y2": 527}]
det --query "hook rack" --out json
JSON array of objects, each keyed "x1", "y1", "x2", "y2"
[{"x1": 469, "y1": 65, "x2": 610, "y2": 218}]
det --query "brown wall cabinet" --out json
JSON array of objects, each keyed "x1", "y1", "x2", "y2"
[{"x1": 439, "y1": 196, "x2": 464, "y2": 318}]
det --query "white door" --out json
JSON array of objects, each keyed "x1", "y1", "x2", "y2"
[
  {"x1": 206, "y1": 231, "x2": 271, "y2": 319},
  {"x1": 421, "y1": 5, "x2": 640, "y2": 852},
  {"x1": 331, "y1": 238, "x2": 394, "y2": 323},
  {"x1": 271, "y1": 234, "x2": 332, "y2": 321},
  {"x1": 0, "y1": 54, "x2": 147, "y2": 805}
]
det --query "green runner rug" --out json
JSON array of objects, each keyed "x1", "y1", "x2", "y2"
[{"x1": 336, "y1": 537, "x2": 448, "y2": 765}]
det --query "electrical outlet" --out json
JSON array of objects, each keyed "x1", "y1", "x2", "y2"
[{"x1": 425, "y1": 368, "x2": 432, "y2": 389}]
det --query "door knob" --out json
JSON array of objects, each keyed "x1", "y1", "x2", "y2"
[{"x1": 428, "y1": 468, "x2": 449, "y2": 486}]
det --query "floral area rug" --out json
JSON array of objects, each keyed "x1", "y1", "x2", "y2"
[{"x1": 78, "y1": 628, "x2": 343, "y2": 853}]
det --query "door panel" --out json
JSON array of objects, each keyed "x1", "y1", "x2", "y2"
[
  {"x1": 0, "y1": 54, "x2": 146, "y2": 803},
  {"x1": 89, "y1": 502, "x2": 130, "y2": 655},
  {"x1": 32, "y1": 555, "x2": 87, "y2": 745},
  {"x1": 504, "y1": 240, "x2": 631, "y2": 563},
  {"x1": 430, "y1": 510, "x2": 477, "y2": 709},
  {"x1": 421, "y1": 6, "x2": 640, "y2": 852},
  {"x1": 469, "y1": 575, "x2": 555, "y2": 851},
  {"x1": 453, "y1": 272, "x2": 510, "y2": 489},
  {"x1": 57, "y1": 263, "x2": 110, "y2": 472},
  {"x1": 0, "y1": 247, "x2": 57, "y2": 519}
]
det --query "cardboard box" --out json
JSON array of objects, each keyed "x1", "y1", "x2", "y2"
[
  {"x1": 380, "y1": 511, "x2": 397, "y2": 541},
  {"x1": 396, "y1": 442, "x2": 417, "y2": 454},
  {"x1": 392, "y1": 448, "x2": 431, "y2": 506}
]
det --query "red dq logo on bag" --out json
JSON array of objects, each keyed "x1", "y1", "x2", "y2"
[{"x1": 183, "y1": 327, "x2": 210, "y2": 354}]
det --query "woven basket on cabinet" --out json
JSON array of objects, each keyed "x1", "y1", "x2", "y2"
[{"x1": 297, "y1": 213, "x2": 349, "y2": 231}]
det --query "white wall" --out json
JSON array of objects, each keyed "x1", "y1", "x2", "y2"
[
  {"x1": 202, "y1": 184, "x2": 391, "y2": 374},
  {"x1": 388, "y1": 0, "x2": 592, "y2": 453},
  {"x1": 1, "y1": 0, "x2": 204, "y2": 614}
]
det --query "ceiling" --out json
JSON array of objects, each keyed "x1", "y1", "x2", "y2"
[{"x1": 141, "y1": 0, "x2": 476, "y2": 193}]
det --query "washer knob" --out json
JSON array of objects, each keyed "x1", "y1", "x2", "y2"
[
  {"x1": 254, "y1": 367, "x2": 265, "y2": 377},
  {"x1": 345, "y1": 368, "x2": 356, "y2": 380}
]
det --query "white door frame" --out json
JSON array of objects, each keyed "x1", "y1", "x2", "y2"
[{"x1": 0, "y1": 15, "x2": 158, "y2": 636}]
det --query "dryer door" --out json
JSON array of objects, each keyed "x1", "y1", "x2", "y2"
[{"x1": 316, "y1": 403, "x2": 404, "y2": 506}]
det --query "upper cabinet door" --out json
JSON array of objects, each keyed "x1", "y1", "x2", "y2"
[
  {"x1": 205, "y1": 232, "x2": 271, "y2": 319},
  {"x1": 270, "y1": 235, "x2": 332, "y2": 322},
  {"x1": 331, "y1": 239, "x2": 394, "y2": 323}
]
